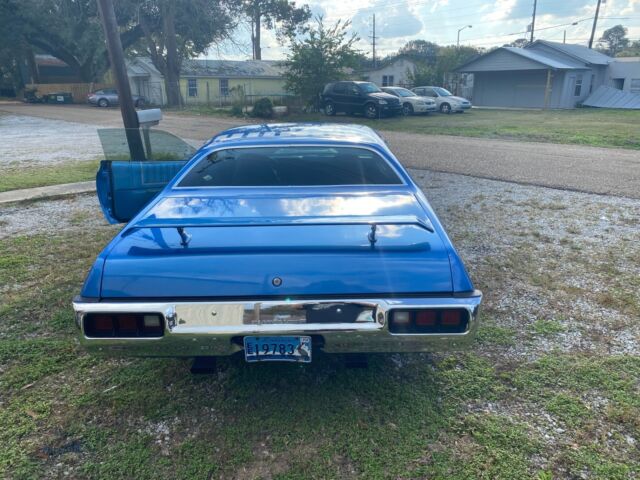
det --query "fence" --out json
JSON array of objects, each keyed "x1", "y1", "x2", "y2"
[{"x1": 25, "y1": 83, "x2": 113, "y2": 103}]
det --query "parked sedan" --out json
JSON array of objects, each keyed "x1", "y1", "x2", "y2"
[
  {"x1": 87, "y1": 88, "x2": 147, "y2": 108},
  {"x1": 411, "y1": 86, "x2": 472, "y2": 113},
  {"x1": 381, "y1": 87, "x2": 437, "y2": 115},
  {"x1": 73, "y1": 123, "x2": 481, "y2": 369}
]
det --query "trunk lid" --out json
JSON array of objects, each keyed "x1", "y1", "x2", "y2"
[{"x1": 100, "y1": 192, "x2": 453, "y2": 298}]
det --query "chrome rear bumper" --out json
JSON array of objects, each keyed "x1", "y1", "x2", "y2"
[{"x1": 73, "y1": 294, "x2": 482, "y2": 357}]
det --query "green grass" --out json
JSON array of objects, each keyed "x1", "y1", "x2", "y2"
[
  {"x1": 1, "y1": 205, "x2": 639, "y2": 479},
  {"x1": 0, "y1": 160, "x2": 99, "y2": 192},
  {"x1": 185, "y1": 107, "x2": 640, "y2": 150}
]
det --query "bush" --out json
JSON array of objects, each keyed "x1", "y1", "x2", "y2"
[{"x1": 252, "y1": 97, "x2": 274, "y2": 118}]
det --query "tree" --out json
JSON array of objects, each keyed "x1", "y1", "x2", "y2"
[
  {"x1": 0, "y1": 0, "x2": 143, "y2": 82},
  {"x1": 242, "y1": 0, "x2": 311, "y2": 60},
  {"x1": 407, "y1": 63, "x2": 438, "y2": 88},
  {"x1": 617, "y1": 40, "x2": 640, "y2": 57},
  {"x1": 136, "y1": 0, "x2": 239, "y2": 106},
  {"x1": 505, "y1": 38, "x2": 529, "y2": 48},
  {"x1": 283, "y1": 17, "x2": 360, "y2": 108},
  {"x1": 399, "y1": 40, "x2": 439, "y2": 65},
  {"x1": 597, "y1": 25, "x2": 629, "y2": 57}
]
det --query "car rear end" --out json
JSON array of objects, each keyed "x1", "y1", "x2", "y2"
[
  {"x1": 75, "y1": 133, "x2": 481, "y2": 364},
  {"x1": 74, "y1": 191, "x2": 481, "y2": 362}
]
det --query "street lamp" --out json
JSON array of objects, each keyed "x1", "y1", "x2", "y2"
[{"x1": 457, "y1": 25, "x2": 472, "y2": 48}]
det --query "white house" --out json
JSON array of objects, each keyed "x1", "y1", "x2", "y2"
[
  {"x1": 125, "y1": 57, "x2": 166, "y2": 106},
  {"x1": 360, "y1": 57, "x2": 417, "y2": 87}
]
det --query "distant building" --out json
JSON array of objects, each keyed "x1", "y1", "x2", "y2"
[
  {"x1": 178, "y1": 59, "x2": 288, "y2": 105},
  {"x1": 456, "y1": 40, "x2": 613, "y2": 108},
  {"x1": 360, "y1": 57, "x2": 417, "y2": 87},
  {"x1": 125, "y1": 57, "x2": 166, "y2": 106},
  {"x1": 606, "y1": 57, "x2": 640, "y2": 93}
]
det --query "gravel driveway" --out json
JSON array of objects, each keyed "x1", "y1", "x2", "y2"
[{"x1": 1, "y1": 103, "x2": 639, "y2": 198}]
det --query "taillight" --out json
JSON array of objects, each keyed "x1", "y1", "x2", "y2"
[
  {"x1": 389, "y1": 309, "x2": 469, "y2": 334},
  {"x1": 83, "y1": 313, "x2": 164, "y2": 338}
]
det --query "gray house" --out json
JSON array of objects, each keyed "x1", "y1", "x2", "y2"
[{"x1": 456, "y1": 41, "x2": 612, "y2": 108}]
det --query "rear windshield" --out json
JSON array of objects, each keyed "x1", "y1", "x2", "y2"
[{"x1": 178, "y1": 146, "x2": 402, "y2": 187}]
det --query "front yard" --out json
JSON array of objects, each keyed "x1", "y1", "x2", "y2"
[
  {"x1": 182, "y1": 106, "x2": 640, "y2": 150},
  {"x1": 1, "y1": 171, "x2": 637, "y2": 479}
]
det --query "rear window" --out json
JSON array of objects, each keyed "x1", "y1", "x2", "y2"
[{"x1": 178, "y1": 146, "x2": 402, "y2": 187}]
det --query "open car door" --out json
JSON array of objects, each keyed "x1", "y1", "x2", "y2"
[{"x1": 95, "y1": 128, "x2": 196, "y2": 224}]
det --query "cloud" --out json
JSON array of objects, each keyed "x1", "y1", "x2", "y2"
[{"x1": 352, "y1": 0, "x2": 423, "y2": 39}]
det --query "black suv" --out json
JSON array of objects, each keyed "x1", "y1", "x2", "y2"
[{"x1": 321, "y1": 81, "x2": 402, "y2": 118}]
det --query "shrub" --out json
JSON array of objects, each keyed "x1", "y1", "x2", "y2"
[{"x1": 252, "y1": 97, "x2": 274, "y2": 118}]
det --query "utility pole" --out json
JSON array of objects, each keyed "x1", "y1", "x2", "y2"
[
  {"x1": 530, "y1": 0, "x2": 537, "y2": 43},
  {"x1": 588, "y1": 0, "x2": 603, "y2": 49},
  {"x1": 370, "y1": 14, "x2": 378, "y2": 69},
  {"x1": 96, "y1": 0, "x2": 146, "y2": 160}
]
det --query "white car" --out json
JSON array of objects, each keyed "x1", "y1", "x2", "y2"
[
  {"x1": 380, "y1": 87, "x2": 438, "y2": 116},
  {"x1": 411, "y1": 86, "x2": 472, "y2": 114}
]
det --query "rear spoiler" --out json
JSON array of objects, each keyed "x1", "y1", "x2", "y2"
[{"x1": 124, "y1": 215, "x2": 435, "y2": 246}]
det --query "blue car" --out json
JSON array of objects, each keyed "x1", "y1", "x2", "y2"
[{"x1": 74, "y1": 123, "x2": 481, "y2": 366}]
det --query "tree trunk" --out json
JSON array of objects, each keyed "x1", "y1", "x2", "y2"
[
  {"x1": 253, "y1": 10, "x2": 262, "y2": 60},
  {"x1": 163, "y1": 2, "x2": 182, "y2": 106}
]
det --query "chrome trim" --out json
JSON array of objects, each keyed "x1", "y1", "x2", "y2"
[{"x1": 73, "y1": 295, "x2": 482, "y2": 356}]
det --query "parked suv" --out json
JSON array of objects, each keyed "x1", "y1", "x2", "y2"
[
  {"x1": 411, "y1": 86, "x2": 471, "y2": 113},
  {"x1": 381, "y1": 87, "x2": 437, "y2": 115},
  {"x1": 88, "y1": 89, "x2": 147, "y2": 108},
  {"x1": 322, "y1": 81, "x2": 402, "y2": 118}
]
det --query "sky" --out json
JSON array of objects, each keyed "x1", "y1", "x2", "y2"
[{"x1": 207, "y1": 0, "x2": 640, "y2": 60}]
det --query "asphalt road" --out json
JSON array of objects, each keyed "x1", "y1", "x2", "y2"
[{"x1": 2, "y1": 102, "x2": 639, "y2": 198}]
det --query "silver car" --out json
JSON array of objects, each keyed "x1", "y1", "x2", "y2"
[
  {"x1": 87, "y1": 89, "x2": 147, "y2": 108},
  {"x1": 381, "y1": 87, "x2": 437, "y2": 115},
  {"x1": 411, "y1": 86, "x2": 471, "y2": 114}
]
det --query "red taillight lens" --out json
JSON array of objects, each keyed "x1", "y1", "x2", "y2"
[
  {"x1": 93, "y1": 315, "x2": 113, "y2": 331},
  {"x1": 441, "y1": 310, "x2": 462, "y2": 327},
  {"x1": 415, "y1": 310, "x2": 437, "y2": 327},
  {"x1": 389, "y1": 309, "x2": 469, "y2": 334},
  {"x1": 84, "y1": 313, "x2": 163, "y2": 338}
]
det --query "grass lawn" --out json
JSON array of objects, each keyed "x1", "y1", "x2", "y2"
[
  {"x1": 182, "y1": 107, "x2": 640, "y2": 150},
  {"x1": 1, "y1": 175, "x2": 638, "y2": 479},
  {"x1": 0, "y1": 160, "x2": 99, "y2": 193}
]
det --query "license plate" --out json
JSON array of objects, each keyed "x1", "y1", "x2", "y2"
[{"x1": 243, "y1": 336, "x2": 312, "y2": 363}]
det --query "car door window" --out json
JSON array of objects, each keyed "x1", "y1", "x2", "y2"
[
  {"x1": 333, "y1": 83, "x2": 347, "y2": 95},
  {"x1": 423, "y1": 88, "x2": 437, "y2": 97}
]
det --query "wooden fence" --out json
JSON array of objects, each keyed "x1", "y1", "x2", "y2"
[{"x1": 25, "y1": 83, "x2": 113, "y2": 103}]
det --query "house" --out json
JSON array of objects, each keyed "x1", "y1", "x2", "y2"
[
  {"x1": 125, "y1": 57, "x2": 166, "y2": 106},
  {"x1": 360, "y1": 57, "x2": 417, "y2": 87},
  {"x1": 178, "y1": 59, "x2": 288, "y2": 105},
  {"x1": 456, "y1": 40, "x2": 612, "y2": 108}
]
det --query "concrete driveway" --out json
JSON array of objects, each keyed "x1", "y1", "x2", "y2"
[{"x1": 2, "y1": 102, "x2": 639, "y2": 198}]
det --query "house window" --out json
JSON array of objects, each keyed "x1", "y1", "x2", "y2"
[
  {"x1": 188, "y1": 78, "x2": 197, "y2": 97},
  {"x1": 631, "y1": 79, "x2": 640, "y2": 94},
  {"x1": 574, "y1": 75, "x2": 583, "y2": 96},
  {"x1": 220, "y1": 78, "x2": 229, "y2": 96},
  {"x1": 382, "y1": 75, "x2": 394, "y2": 86}
]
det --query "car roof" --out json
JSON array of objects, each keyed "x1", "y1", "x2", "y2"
[{"x1": 205, "y1": 123, "x2": 387, "y2": 148}]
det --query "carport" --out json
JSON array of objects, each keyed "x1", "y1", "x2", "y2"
[{"x1": 456, "y1": 47, "x2": 587, "y2": 109}]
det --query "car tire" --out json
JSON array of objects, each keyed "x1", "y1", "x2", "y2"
[
  {"x1": 98, "y1": 98, "x2": 109, "y2": 108},
  {"x1": 402, "y1": 103, "x2": 414, "y2": 116},
  {"x1": 364, "y1": 103, "x2": 378, "y2": 119},
  {"x1": 135, "y1": 99, "x2": 145, "y2": 108},
  {"x1": 324, "y1": 102, "x2": 336, "y2": 116},
  {"x1": 440, "y1": 103, "x2": 451, "y2": 114}
]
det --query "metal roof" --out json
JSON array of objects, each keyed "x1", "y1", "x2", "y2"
[
  {"x1": 502, "y1": 47, "x2": 579, "y2": 69},
  {"x1": 529, "y1": 40, "x2": 612, "y2": 65},
  {"x1": 181, "y1": 59, "x2": 285, "y2": 78},
  {"x1": 582, "y1": 85, "x2": 640, "y2": 109}
]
